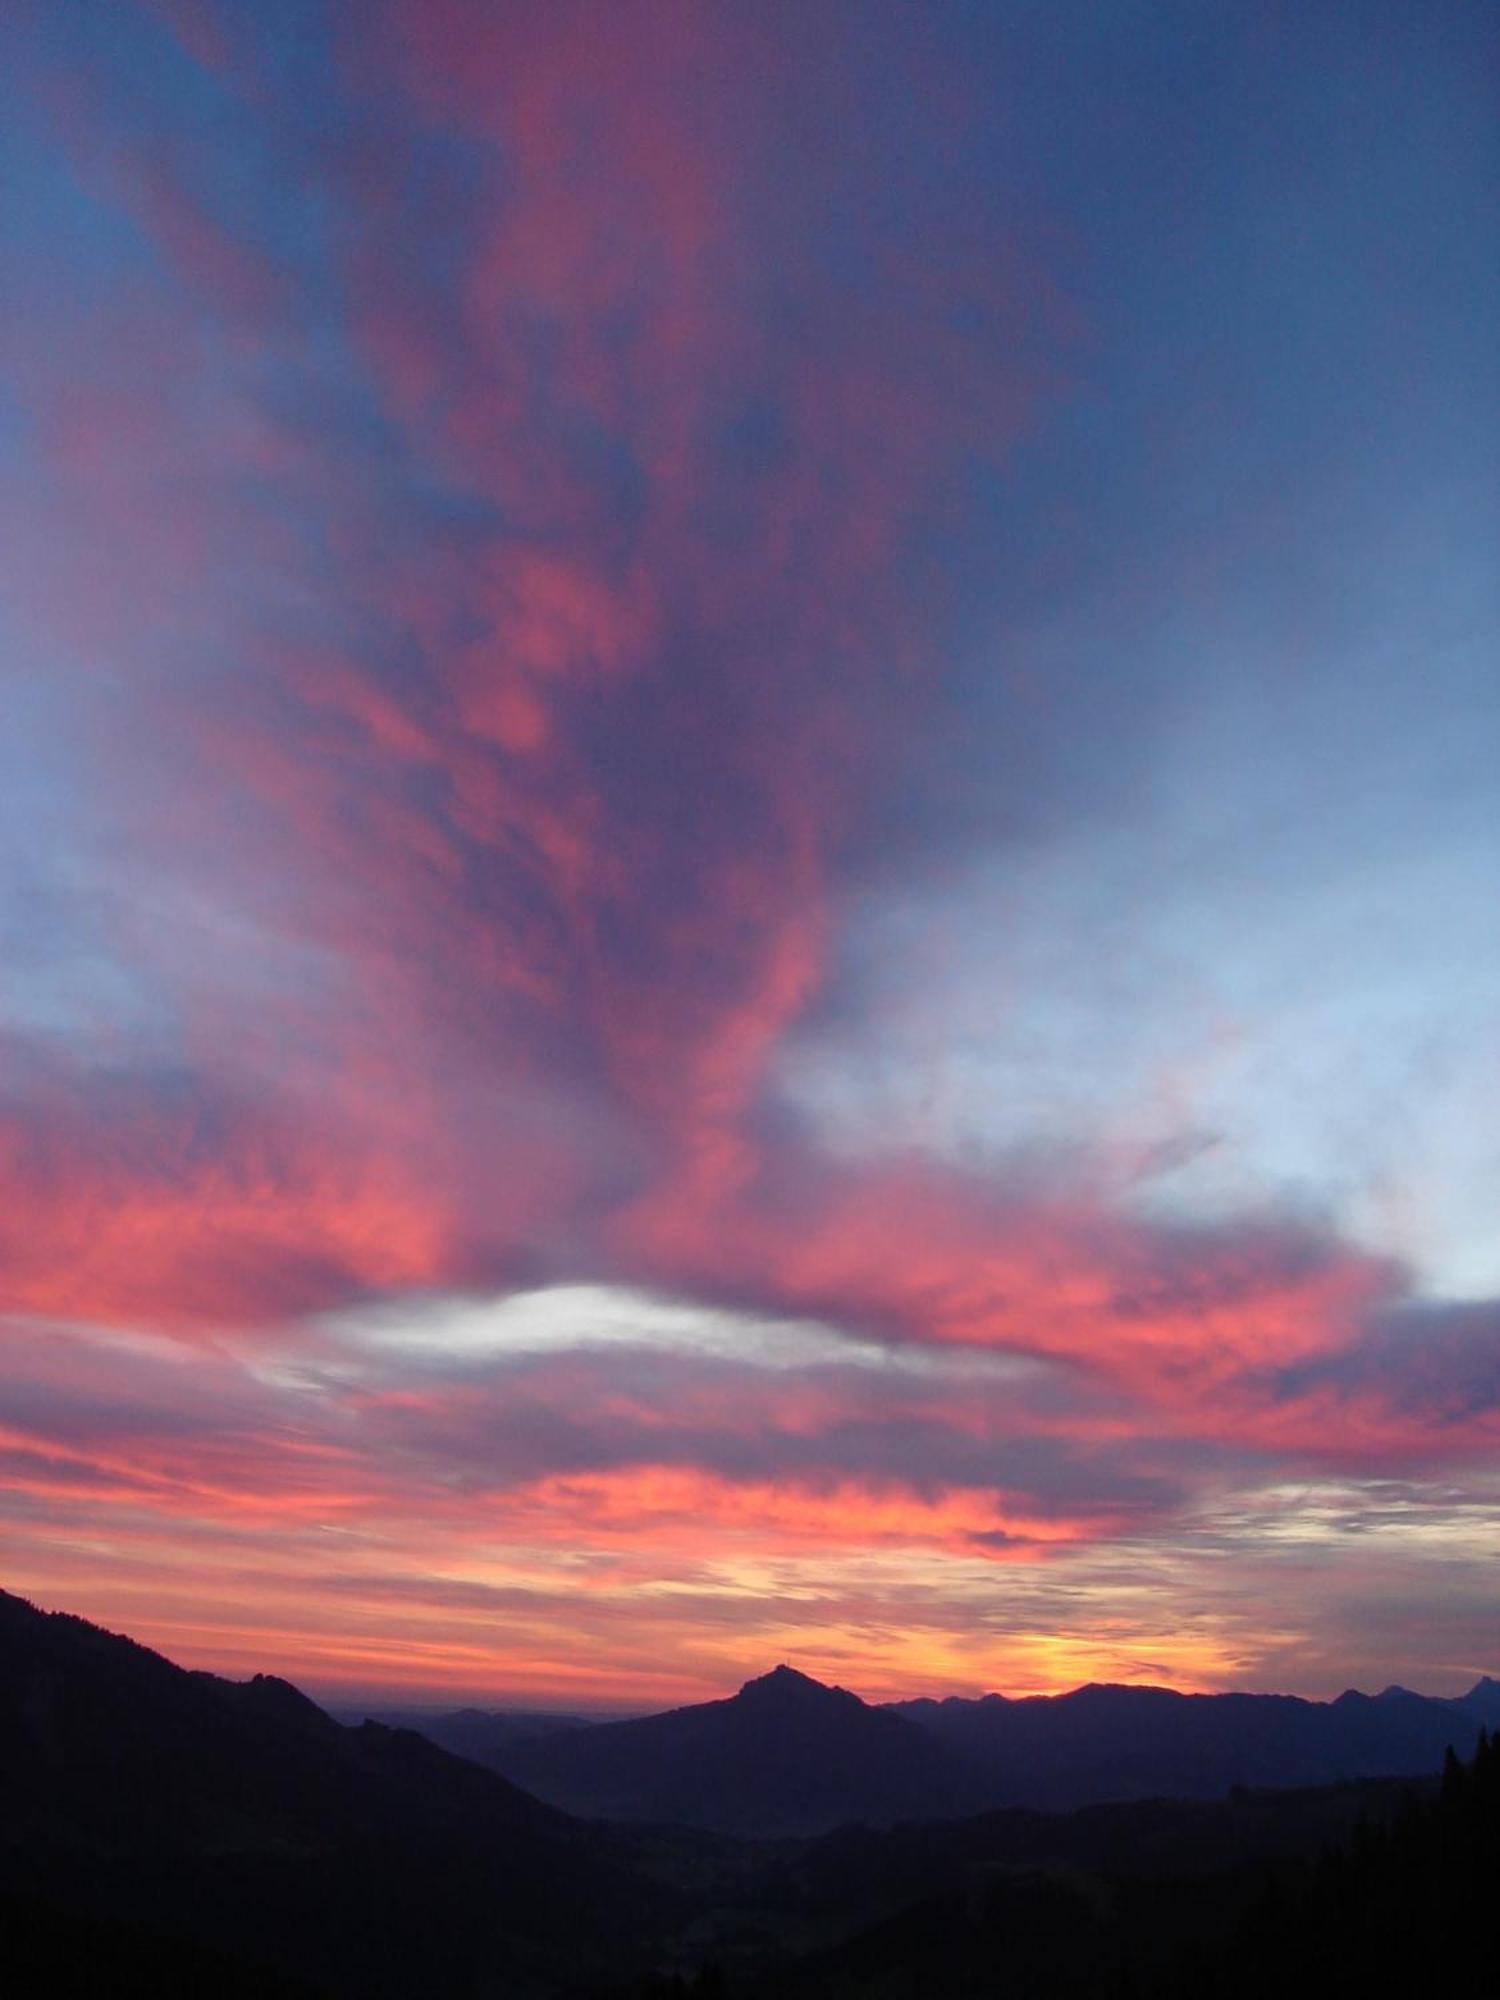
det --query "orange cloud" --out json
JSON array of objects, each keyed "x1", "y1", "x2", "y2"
[
  {"x1": 0, "y1": 1080, "x2": 455, "y2": 1331},
  {"x1": 510, "y1": 1464, "x2": 1107, "y2": 1559}
]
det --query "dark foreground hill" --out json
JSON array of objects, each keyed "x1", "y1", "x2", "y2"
[
  {"x1": 0, "y1": 1589, "x2": 663, "y2": 1997},
  {"x1": 718, "y1": 1732, "x2": 1500, "y2": 2000}
]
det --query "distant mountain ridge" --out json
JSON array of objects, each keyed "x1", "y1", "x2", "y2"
[
  {"x1": 886, "y1": 1674, "x2": 1496, "y2": 1810},
  {"x1": 348, "y1": 1703, "x2": 597, "y2": 1763},
  {"x1": 440, "y1": 1660, "x2": 1495, "y2": 1833}
]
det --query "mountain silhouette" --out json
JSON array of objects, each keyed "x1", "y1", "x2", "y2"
[
  {"x1": 0, "y1": 1589, "x2": 653, "y2": 1997},
  {"x1": 487, "y1": 1662, "x2": 990, "y2": 1835},
  {"x1": 468, "y1": 1665, "x2": 1493, "y2": 1832},
  {"x1": 3, "y1": 1590, "x2": 1494, "y2": 1999},
  {"x1": 887, "y1": 1677, "x2": 1491, "y2": 1807}
]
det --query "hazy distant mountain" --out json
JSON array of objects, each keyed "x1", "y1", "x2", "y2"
[
  {"x1": 887, "y1": 1678, "x2": 1492, "y2": 1808},
  {"x1": 0, "y1": 1589, "x2": 652, "y2": 1997},
  {"x1": 486, "y1": 1663, "x2": 992, "y2": 1835},
  {"x1": 347, "y1": 1704, "x2": 597, "y2": 1763}
]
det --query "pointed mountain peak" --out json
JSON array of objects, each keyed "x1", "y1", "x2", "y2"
[
  {"x1": 735, "y1": 1664, "x2": 860, "y2": 1708},
  {"x1": 1460, "y1": 1674, "x2": 1500, "y2": 1717}
]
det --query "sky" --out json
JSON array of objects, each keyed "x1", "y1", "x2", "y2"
[{"x1": 2, "y1": 0, "x2": 1497, "y2": 1709}]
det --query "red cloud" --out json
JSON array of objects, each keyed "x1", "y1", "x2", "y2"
[
  {"x1": 619, "y1": 1160, "x2": 1402, "y2": 1439},
  {"x1": 3, "y1": 2, "x2": 1495, "y2": 1709},
  {"x1": 0, "y1": 1075, "x2": 455, "y2": 1330}
]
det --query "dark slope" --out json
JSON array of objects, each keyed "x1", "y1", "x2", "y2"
[
  {"x1": 0, "y1": 1887, "x2": 335, "y2": 2000},
  {"x1": 0, "y1": 1589, "x2": 660, "y2": 1998},
  {"x1": 723, "y1": 1731, "x2": 1500, "y2": 2000},
  {"x1": 888, "y1": 1676, "x2": 1491, "y2": 1807},
  {"x1": 487, "y1": 1665, "x2": 992, "y2": 1835}
]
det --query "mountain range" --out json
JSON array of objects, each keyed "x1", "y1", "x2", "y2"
[
  {"x1": 4, "y1": 1587, "x2": 1497, "y2": 1999},
  {"x1": 383, "y1": 1658, "x2": 1499, "y2": 1835}
]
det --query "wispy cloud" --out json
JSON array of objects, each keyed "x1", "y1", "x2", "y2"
[{"x1": 1, "y1": 0, "x2": 1496, "y2": 1700}]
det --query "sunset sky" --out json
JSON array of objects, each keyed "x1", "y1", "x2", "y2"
[{"x1": 3, "y1": 0, "x2": 1497, "y2": 1709}]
